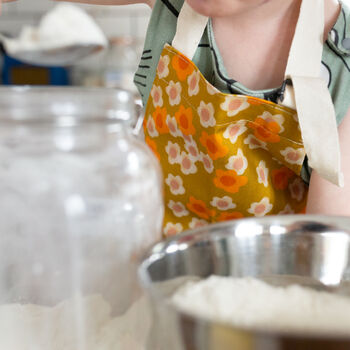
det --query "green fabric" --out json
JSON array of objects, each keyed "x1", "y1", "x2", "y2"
[{"x1": 134, "y1": 0, "x2": 350, "y2": 183}]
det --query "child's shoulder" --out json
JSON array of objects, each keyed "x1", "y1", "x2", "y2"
[{"x1": 323, "y1": 2, "x2": 350, "y2": 124}]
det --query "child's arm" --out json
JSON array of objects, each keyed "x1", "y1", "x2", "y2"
[
  {"x1": 306, "y1": 107, "x2": 350, "y2": 215},
  {"x1": 55, "y1": 0, "x2": 155, "y2": 6}
]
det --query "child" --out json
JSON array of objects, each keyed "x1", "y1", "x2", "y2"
[{"x1": 64, "y1": 0, "x2": 350, "y2": 234}]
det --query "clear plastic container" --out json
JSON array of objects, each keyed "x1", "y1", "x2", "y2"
[{"x1": 0, "y1": 86, "x2": 163, "y2": 349}]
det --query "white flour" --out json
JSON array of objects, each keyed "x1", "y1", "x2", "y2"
[
  {"x1": 5, "y1": 3, "x2": 107, "y2": 53},
  {"x1": 0, "y1": 295, "x2": 150, "y2": 350},
  {"x1": 172, "y1": 276, "x2": 350, "y2": 336}
]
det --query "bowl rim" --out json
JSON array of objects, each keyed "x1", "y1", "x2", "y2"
[{"x1": 139, "y1": 215, "x2": 350, "y2": 341}]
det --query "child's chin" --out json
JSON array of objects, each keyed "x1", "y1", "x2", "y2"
[{"x1": 185, "y1": 0, "x2": 213, "y2": 17}]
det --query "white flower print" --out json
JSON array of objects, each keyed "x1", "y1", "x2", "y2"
[
  {"x1": 248, "y1": 197, "x2": 273, "y2": 217},
  {"x1": 220, "y1": 96, "x2": 249, "y2": 117},
  {"x1": 280, "y1": 147, "x2": 305, "y2": 165},
  {"x1": 168, "y1": 200, "x2": 189, "y2": 217},
  {"x1": 164, "y1": 222, "x2": 183, "y2": 236},
  {"x1": 151, "y1": 85, "x2": 163, "y2": 108},
  {"x1": 200, "y1": 151, "x2": 214, "y2": 174},
  {"x1": 244, "y1": 134, "x2": 267, "y2": 150},
  {"x1": 289, "y1": 178, "x2": 306, "y2": 202},
  {"x1": 165, "y1": 174, "x2": 185, "y2": 195},
  {"x1": 278, "y1": 204, "x2": 295, "y2": 215},
  {"x1": 146, "y1": 116, "x2": 159, "y2": 138},
  {"x1": 166, "y1": 81, "x2": 182, "y2": 106},
  {"x1": 187, "y1": 70, "x2": 200, "y2": 96},
  {"x1": 197, "y1": 101, "x2": 216, "y2": 128},
  {"x1": 189, "y1": 218, "x2": 208, "y2": 229},
  {"x1": 182, "y1": 133, "x2": 193, "y2": 143},
  {"x1": 183, "y1": 136, "x2": 200, "y2": 161},
  {"x1": 256, "y1": 160, "x2": 269, "y2": 187},
  {"x1": 223, "y1": 121, "x2": 247, "y2": 144},
  {"x1": 226, "y1": 148, "x2": 248, "y2": 175},
  {"x1": 180, "y1": 151, "x2": 198, "y2": 175},
  {"x1": 166, "y1": 115, "x2": 180, "y2": 138},
  {"x1": 259, "y1": 111, "x2": 285, "y2": 133},
  {"x1": 165, "y1": 141, "x2": 181, "y2": 164},
  {"x1": 210, "y1": 196, "x2": 237, "y2": 211},
  {"x1": 207, "y1": 83, "x2": 219, "y2": 95},
  {"x1": 157, "y1": 54, "x2": 170, "y2": 79}
]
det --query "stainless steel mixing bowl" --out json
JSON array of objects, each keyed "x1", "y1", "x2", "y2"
[{"x1": 139, "y1": 215, "x2": 350, "y2": 350}]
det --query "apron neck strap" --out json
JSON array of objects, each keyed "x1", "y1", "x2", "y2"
[
  {"x1": 172, "y1": 2, "x2": 208, "y2": 60},
  {"x1": 172, "y1": 0, "x2": 324, "y2": 79},
  {"x1": 285, "y1": 0, "x2": 324, "y2": 79},
  {"x1": 172, "y1": 0, "x2": 343, "y2": 187}
]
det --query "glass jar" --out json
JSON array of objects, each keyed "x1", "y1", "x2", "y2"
[{"x1": 0, "y1": 86, "x2": 163, "y2": 349}]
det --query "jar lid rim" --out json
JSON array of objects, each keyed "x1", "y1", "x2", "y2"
[{"x1": 0, "y1": 86, "x2": 137, "y2": 126}]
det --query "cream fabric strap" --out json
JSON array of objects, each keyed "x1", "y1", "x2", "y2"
[
  {"x1": 284, "y1": 0, "x2": 343, "y2": 186},
  {"x1": 172, "y1": 2, "x2": 208, "y2": 59},
  {"x1": 172, "y1": 0, "x2": 343, "y2": 187}
]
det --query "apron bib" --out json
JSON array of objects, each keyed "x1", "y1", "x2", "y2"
[{"x1": 144, "y1": 0, "x2": 343, "y2": 236}]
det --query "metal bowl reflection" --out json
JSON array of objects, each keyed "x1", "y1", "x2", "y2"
[{"x1": 139, "y1": 215, "x2": 350, "y2": 350}]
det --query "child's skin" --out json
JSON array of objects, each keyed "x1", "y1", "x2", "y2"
[{"x1": 7, "y1": 0, "x2": 350, "y2": 215}]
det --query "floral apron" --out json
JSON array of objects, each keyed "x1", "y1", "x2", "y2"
[{"x1": 144, "y1": 0, "x2": 343, "y2": 236}]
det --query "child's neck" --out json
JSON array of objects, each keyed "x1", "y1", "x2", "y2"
[{"x1": 211, "y1": 0, "x2": 340, "y2": 91}]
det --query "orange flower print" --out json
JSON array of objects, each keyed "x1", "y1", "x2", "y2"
[
  {"x1": 152, "y1": 107, "x2": 169, "y2": 134},
  {"x1": 272, "y1": 167, "x2": 295, "y2": 190},
  {"x1": 217, "y1": 211, "x2": 244, "y2": 222},
  {"x1": 164, "y1": 222, "x2": 183, "y2": 236},
  {"x1": 248, "y1": 117, "x2": 281, "y2": 143},
  {"x1": 213, "y1": 169, "x2": 248, "y2": 194},
  {"x1": 145, "y1": 137, "x2": 160, "y2": 160},
  {"x1": 247, "y1": 97, "x2": 267, "y2": 106},
  {"x1": 299, "y1": 207, "x2": 307, "y2": 214},
  {"x1": 174, "y1": 105, "x2": 196, "y2": 136},
  {"x1": 200, "y1": 132, "x2": 229, "y2": 160},
  {"x1": 172, "y1": 54, "x2": 194, "y2": 81},
  {"x1": 259, "y1": 111, "x2": 285, "y2": 133},
  {"x1": 186, "y1": 196, "x2": 216, "y2": 220}
]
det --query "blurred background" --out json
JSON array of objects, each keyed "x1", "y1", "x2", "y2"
[{"x1": 0, "y1": 0, "x2": 151, "y2": 92}]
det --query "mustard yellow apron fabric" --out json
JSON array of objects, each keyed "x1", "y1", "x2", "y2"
[{"x1": 144, "y1": 44, "x2": 308, "y2": 236}]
